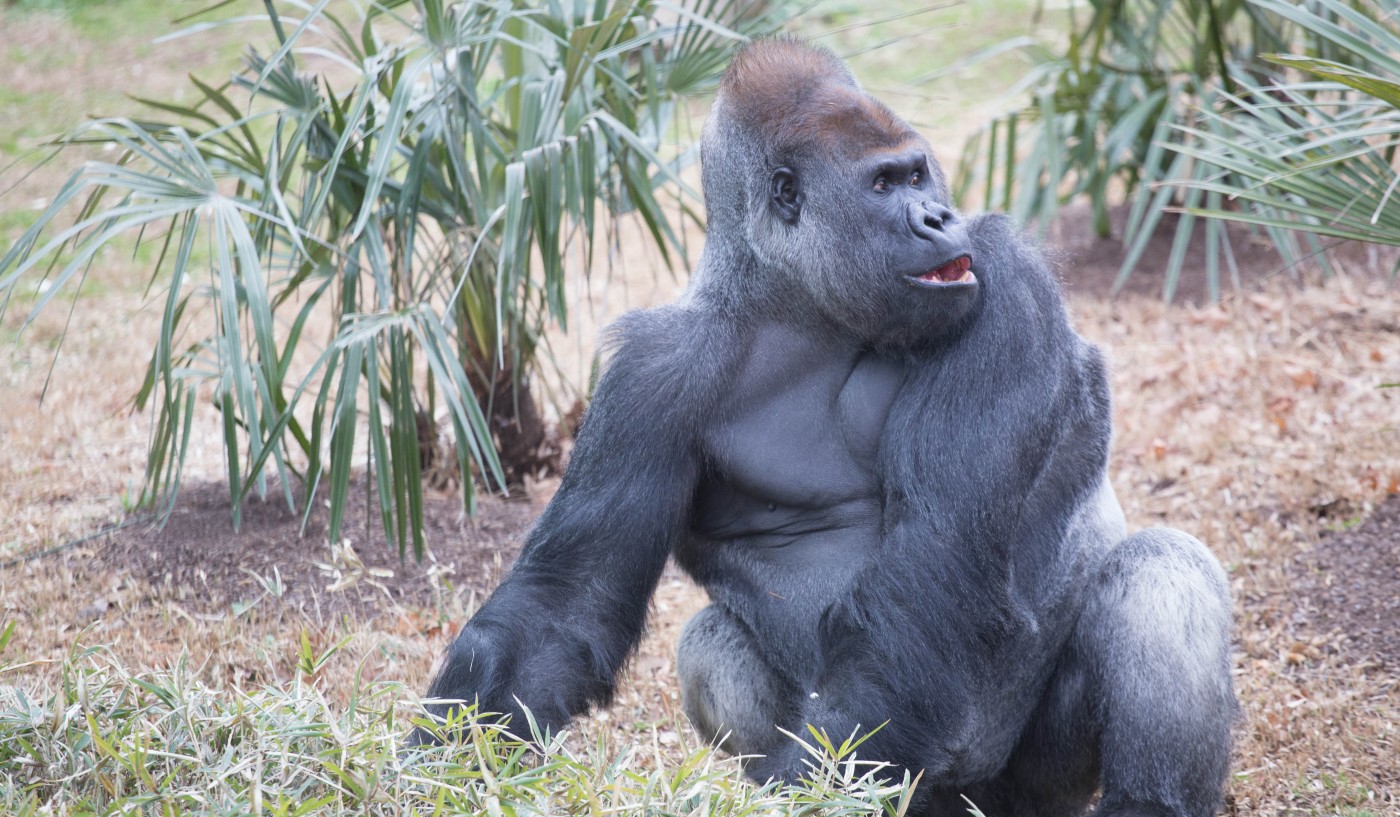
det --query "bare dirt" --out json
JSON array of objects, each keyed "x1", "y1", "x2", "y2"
[
  {"x1": 93, "y1": 481, "x2": 542, "y2": 620},
  {"x1": 1289, "y1": 494, "x2": 1400, "y2": 675}
]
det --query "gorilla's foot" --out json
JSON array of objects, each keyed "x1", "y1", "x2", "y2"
[{"x1": 676, "y1": 604, "x2": 798, "y2": 758}]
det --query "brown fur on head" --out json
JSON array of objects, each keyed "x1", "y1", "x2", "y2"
[{"x1": 718, "y1": 37, "x2": 919, "y2": 160}]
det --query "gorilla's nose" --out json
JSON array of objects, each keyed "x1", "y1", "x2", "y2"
[
  {"x1": 923, "y1": 201, "x2": 954, "y2": 226},
  {"x1": 909, "y1": 200, "x2": 958, "y2": 239}
]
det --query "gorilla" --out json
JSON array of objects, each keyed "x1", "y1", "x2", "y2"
[{"x1": 423, "y1": 38, "x2": 1236, "y2": 817}]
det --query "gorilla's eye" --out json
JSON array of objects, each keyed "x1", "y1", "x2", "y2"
[
  {"x1": 873, "y1": 177, "x2": 889, "y2": 193},
  {"x1": 911, "y1": 170, "x2": 922, "y2": 186}
]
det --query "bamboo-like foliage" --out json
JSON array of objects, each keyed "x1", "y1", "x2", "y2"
[
  {"x1": 1165, "y1": 0, "x2": 1400, "y2": 260},
  {"x1": 952, "y1": 0, "x2": 1348, "y2": 300},
  {"x1": 0, "y1": 0, "x2": 774, "y2": 558},
  {"x1": 0, "y1": 627, "x2": 920, "y2": 816}
]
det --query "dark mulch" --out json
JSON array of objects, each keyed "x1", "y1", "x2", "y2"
[
  {"x1": 96, "y1": 480, "x2": 539, "y2": 620},
  {"x1": 1288, "y1": 495, "x2": 1400, "y2": 672}
]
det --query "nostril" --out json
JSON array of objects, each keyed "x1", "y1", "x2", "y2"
[
  {"x1": 921, "y1": 203, "x2": 954, "y2": 231},
  {"x1": 907, "y1": 201, "x2": 957, "y2": 237}
]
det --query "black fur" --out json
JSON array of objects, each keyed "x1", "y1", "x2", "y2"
[{"x1": 423, "y1": 39, "x2": 1236, "y2": 817}]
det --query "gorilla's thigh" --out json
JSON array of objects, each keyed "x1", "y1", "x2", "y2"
[
  {"x1": 676, "y1": 605, "x2": 799, "y2": 757},
  {"x1": 972, "y1": 528, "x2": 1234, "y2": 817},
  {"x1": 951, "y1": 637, "x2": 1101, "y2": 817},
  {"x1": 1084, "y1": 528, "x2": 1234, "y2": 816}
]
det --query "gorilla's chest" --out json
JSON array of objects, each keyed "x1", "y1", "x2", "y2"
[
  {"x1": 679, "y1": 324, "x2": 904, "y2": 678},
  {"x1": 690, "y1": 323, "x2": 904, "y2": 542}
]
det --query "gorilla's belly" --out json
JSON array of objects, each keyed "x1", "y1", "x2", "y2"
[{"x1": 677, "y1": 509, "x2": 881, "y2": 684}]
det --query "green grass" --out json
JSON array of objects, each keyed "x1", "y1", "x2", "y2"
[
  {"x1": 0, "y1": 0, "x2": 245, "y2": 159},
  {"x1": 0, "y1": 629, "x2": 922, "y2": 816},
  {"x1": 1290, "y1": 770, "x2": 1384, "y2": 816},
  {"x1": 0, "y1": 87, "x2": 65, "y2": 155},
  {"x1": 0, "y1": 209, "x2": 39, "y2": 240},
  {"x1": 6, "y1": 0, "x2": 217, "y2": 40}
]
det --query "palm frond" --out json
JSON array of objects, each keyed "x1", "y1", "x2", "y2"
[
  {"x1": 1164, "y1": 0, "x2": 1400, "y2": 258},
  {"x1": 0, "y1": 0, "x2": 781, "y2": 557},
  {"x1": 954, "y1": 0, "x2": 1368, "y2": 299}
]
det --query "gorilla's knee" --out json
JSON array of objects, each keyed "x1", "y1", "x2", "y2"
[
  {"x1": 1084, "y1": 528, "x2": 1236, "y2": 817},
  {"x1": 1092, "y1": 528, "x2": 1232, "y2": 684},
  {"x1": 676, "y1": 605, "x2": 796, "y2": 757}
]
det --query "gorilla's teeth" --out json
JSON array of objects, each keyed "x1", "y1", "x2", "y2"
[{"x1": 916, "y1": 255, "x2": 974, "y2": 284}]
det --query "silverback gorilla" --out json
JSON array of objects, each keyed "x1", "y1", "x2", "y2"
[{"x1": 423, "y1": 39, "x2": 1236, "y2": 817}]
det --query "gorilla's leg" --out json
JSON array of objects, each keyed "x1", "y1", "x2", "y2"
[
  {"x1": 676, "y1": 604, "x2": 799, "y2": 757},
  {"x1": 975, "y1": 528, "x2": 1235, "y2": 817},
  {"x1": 927, "y1": 646, "x2": 1101, "y2": 817},
  {"x1": 1087, "y1": 528, "x2": 1235, "y2": 817}
]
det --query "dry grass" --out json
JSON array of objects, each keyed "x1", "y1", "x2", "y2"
[{"x1": 1078, "y1": 274, "x2": 1400, "y2": 815}]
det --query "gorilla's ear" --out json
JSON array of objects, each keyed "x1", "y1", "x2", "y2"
[{"x1": 770, "y1": 167, "x2": 802, "y2": 225}]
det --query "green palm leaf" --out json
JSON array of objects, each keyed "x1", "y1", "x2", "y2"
[
  {"x1": 0, "y1": 0, "x2": 778, "y2": 558},
  {"x1": 1164, "y1": 0, "x2": 1400, "y2": 257}
]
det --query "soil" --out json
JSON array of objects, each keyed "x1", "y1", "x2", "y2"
[
  {"x1": 89, "y1": 438, "x2": 1400, "y2": 678},
  {"x1": 1288, "y1": 494, "x2": 1400, "y2": 673},
  {"x1": 94, "y1": 481, "x2": 542, "y2": 620},
  {"x1": 1049, "y1": 203, "x2": 1400, "y2": 305}
]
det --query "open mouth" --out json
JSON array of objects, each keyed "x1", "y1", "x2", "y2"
[{"x1": 913, "y1": 254, "x2": 975, "y2": 285}]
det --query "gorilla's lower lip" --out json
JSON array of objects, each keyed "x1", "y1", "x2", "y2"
[{"x1": 910, "y1": 255, "x2": 975, "y2": 287}]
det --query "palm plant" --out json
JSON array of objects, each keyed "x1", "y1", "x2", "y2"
[
  {"x1": 954, "y1": 0, "x2": 1339, "y2": 300},
  {"x1": 1165, "y1": 0, "x2": 1400, "y2": 258},
  {"x1": 0, "y1": 0, "x2": 774, "y2": 558}
]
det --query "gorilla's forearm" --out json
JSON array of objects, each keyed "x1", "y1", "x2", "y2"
[
  {"x1": 424, "y1": 308, "x2": 741, "y2": 735},
  {"x1": 746, "y1": 556, "x2": 1014, "y2": 785},
  {"x1": 424, "y1": 458, "x2": 686, "y2": 732},
  {"x1": 746, "y1": 636, "x2": 974, "y2": 787}
]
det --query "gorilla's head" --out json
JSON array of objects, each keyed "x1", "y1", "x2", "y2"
[{"x1": 696, "y1": 38, "x2": 980, "y2": 349}]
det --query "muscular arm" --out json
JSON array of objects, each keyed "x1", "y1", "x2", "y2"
[{"x1": 424, "y1": 307, "x2": 739, "y2": 734}]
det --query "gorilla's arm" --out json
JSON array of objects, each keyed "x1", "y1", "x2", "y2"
[
  {"x1": 425, "y1": 307, "x2": 738, "y2": 734},
  {"x1": 750, "y1": 215, "x2": 1117, "y2": 783}
]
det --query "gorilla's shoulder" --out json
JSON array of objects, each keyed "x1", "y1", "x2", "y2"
[
  {"x1": 606, "y1": 304, "x2": 735, "y2": 355},
  {"x1": 601, "y1": 305, "x2": 745, "y2": 397},
  {"x1": 965, "y1": 211, "x2": 1018, "y2": 236},
  {"x1": 965, "y1": 213, "x2": 1048, "y2": 271}
]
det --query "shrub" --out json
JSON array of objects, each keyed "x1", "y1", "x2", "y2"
[
  {"x1": 954, "y1": 0, "x2": 1366, "y2": 300},
  {"x1": 1163, "y1": 0, "x2": 1400, "y2": 259},
  {"x1": 0, "y1": 0, "x2": 777, "y2": 557}
]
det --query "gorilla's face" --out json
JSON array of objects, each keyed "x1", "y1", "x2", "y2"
[
  {"x1": 853, "y1": 146, "x2": 973, "y2": 285},
  {"x1": 769, "y1": 143, "x2": 983, "y2": 349},
  {"x1": 701, "y1": 42, "x2": 985, "y2": 348}
]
